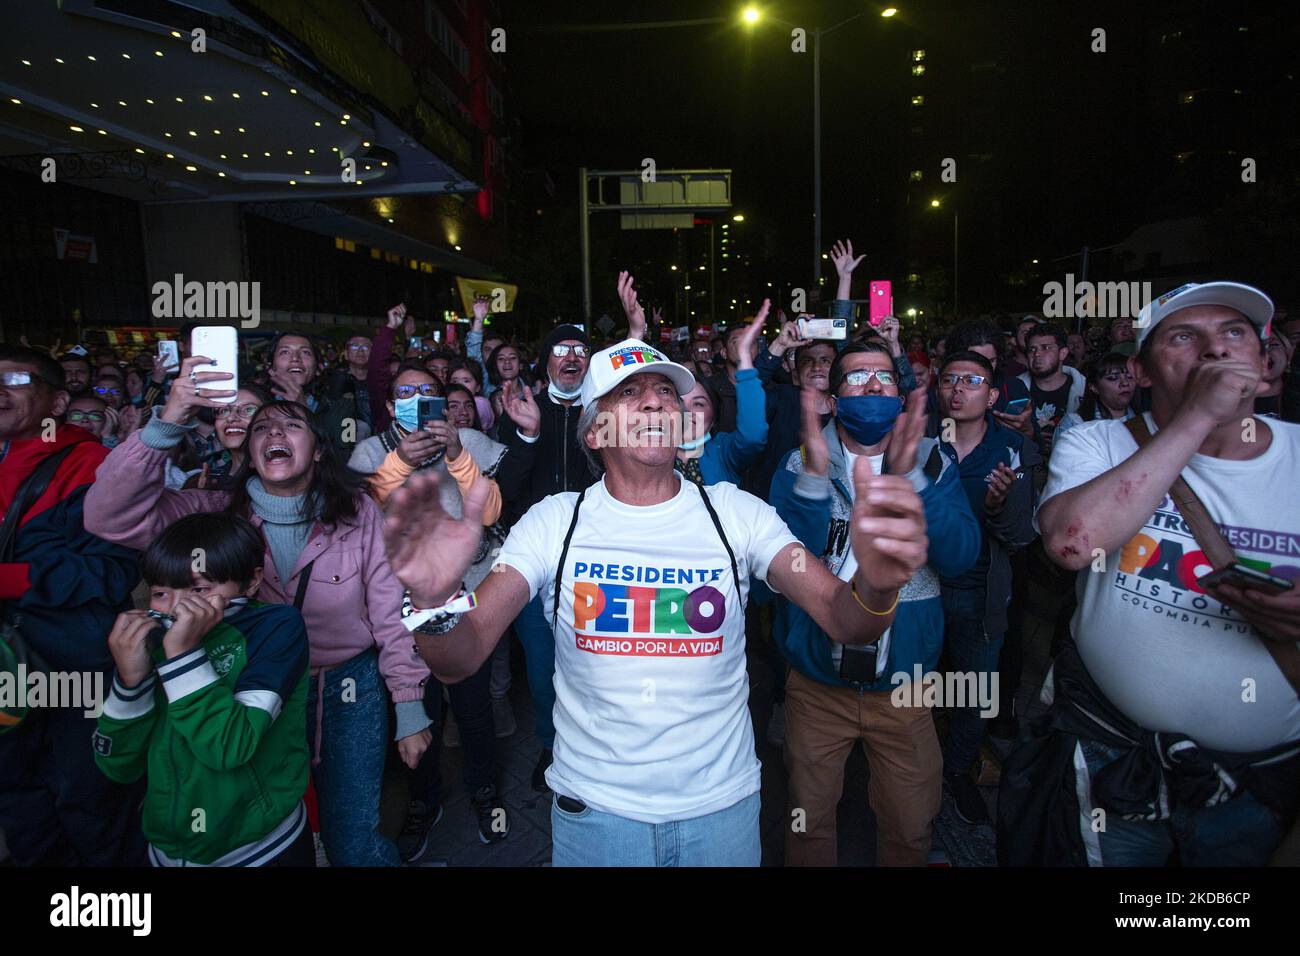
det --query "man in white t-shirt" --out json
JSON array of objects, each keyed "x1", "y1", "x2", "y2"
[
  {"x1": 381, "y1": 331, "x2": 931, "y2": 866},
  {"x1": 1023, "y1": 281, "x2": 1300, "y2": 866}
]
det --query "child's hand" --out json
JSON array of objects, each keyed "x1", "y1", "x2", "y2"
[
  {"x1": 162, "y1": 594, "x2": 226, "y2": 659},
  {"x1": 107, "y1": 610, "x2": 157, "y2": 688}
]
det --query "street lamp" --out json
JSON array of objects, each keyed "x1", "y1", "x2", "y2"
[{"x1": 744, "y1": 5, "x2": 897, "y2": 288}]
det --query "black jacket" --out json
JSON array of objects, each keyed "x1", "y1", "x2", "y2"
[{"x1": 499, "y1": 392, "x2": 596, "y2": 526}]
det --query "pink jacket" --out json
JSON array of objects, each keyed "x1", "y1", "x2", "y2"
[{"x1": 84, "y1": 431, "x2": 428, "y2": 704}]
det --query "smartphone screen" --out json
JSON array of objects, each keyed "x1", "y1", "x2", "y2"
[
  {"x1": 868, "y1": 281, "x2": 893, "y2": 328},
  {"x1": 157, "y1": 340, "x2": 180, "y2": 373}
]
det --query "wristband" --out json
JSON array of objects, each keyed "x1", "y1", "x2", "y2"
[
  {"x1": 851, "y1": 580, "x2": 900, "y2": 617},
  {"x1": 401, "y1": 585, "x2": 476, "y2": 633}
]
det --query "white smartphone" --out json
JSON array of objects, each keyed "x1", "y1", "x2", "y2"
[
  {"x1": 797, "y1": 317, "x2": 848, "y2": 341},
  {"x1": 190, "y1": 326, "x2": 239, "y2": 403},
  {"x1": 157, "y1": 339, "x2": 180, "y2": 374}
]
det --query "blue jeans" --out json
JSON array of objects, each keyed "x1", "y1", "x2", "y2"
[
  {"x1": 551, "y1": 791, "x2": 761, "y2": 867},
  {"x1": 940, "y1": 585, "x2": 1003, "y2": 775},
  {"x1": 512, "y1": 596, "x2": 556, "y2": 748},
  {"x1": 1080, "y1": 738, "x2": 1287, "y2": 866},
  {"x1": 306, "y1": 649, "x2": 399, "y2": 866}
]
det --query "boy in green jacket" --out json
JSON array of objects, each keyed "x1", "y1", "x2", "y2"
[{"x1": 94, "y1": 513, "x2": 312, "y2": 866}]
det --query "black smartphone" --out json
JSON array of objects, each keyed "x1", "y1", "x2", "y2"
[
  {"x1": 1198, "y1": 563, "x2": 1293, "y2": 595},
  {"x1": 416, "y1": 397, "x2": 446, "y2": 430},
  {"x1": 1003, "y1": 397, "x2": 1030, "y2": 415}
]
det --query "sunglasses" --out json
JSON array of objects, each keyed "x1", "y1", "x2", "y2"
[
  {"x1": 938, "y1": 373, "x2": 988, "y2": 388},
  {"x1": 215, "y1": 403, "x2": 261, "y2": 419},
  {"x1": 842, "y1": 369, "x2": 897, "y2": 387},
  {"x1": 67, "y1": 410, "x2": 106, "y2": 423},
  {"x1": 393, "y1": 383, "x2": 440, "y2": 399},
  {"x1": 551, "y1": 344, "x2": 589, "y2": 358}
]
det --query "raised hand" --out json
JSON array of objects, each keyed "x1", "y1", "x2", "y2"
[
  {"x1": 849, "y1": 463, "x2": 928, "y2": 595},
  {"x1": 771, "y1": 319, "x2": 813, "y2": 357},
  {"x1": 471, "y1": 295, "x2": 490, "y2": 329},
  {"x1": 424, "y1": 419, "x2": 462, "y2": 463},
  {"x1": 617, "y1": 271, "x2": 647, "y2": 341},
  {"x1": 735, "y1": 299, "x2": 770, "y2": 371},
  {"x1": 116, "y1": 403, "x2": 142, "y2": 438},
  {"x1": 387, "y1": 303, "x2": 408, "y2": 330},
  {"x1": 830, "y1": 239, "x2": 865, "y2": 278},
  {"x1": 382, "y1": 469, "x2": 488, "y2": 607},
  {"x1": 160, "y1": 356, "x2": 236, "y2": 425},
  {"x1": 801, "y1": 385, "x2": 830, "y2": 477},
  {"x1": 886, "y1": 386, "x2": 928, "y2": 476},
  {"x1": 396, "y1": 425, "x2": 442, "y2": 467},
  {"x1": 502, "y1": 379, "x2": 541, "y2": 437},
  {"x1": 878, "y1": 315, "x2": 902, "y2": 354}
]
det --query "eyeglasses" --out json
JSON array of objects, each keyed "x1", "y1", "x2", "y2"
[
  {"x1": 842, "y1": 369, "x2": 897, "y2": 387},
  {"x1": 346, "y1": 344, "x2": 371, "y2": 352},
  {"x1": 939, "y1": 373, "x2": 988, "y2": 388},
  {"x1": 93, "y1": 386, "x2": 122, "y2": 397},
  {"x1": 1, "y1": 371, "x2": 44, "y2": 387},
  {"x1": 215, "y1": 403, "x2": 261, "y2": 419},
  {"x1": 393, "y1": 383, "x2": 440, "y2": 399},
  {"x1": 551, "y1": 344, "x2": 589, "y2": 358},
  {"x1": 67, "y1": 410, "x2": 106, "y2": 423}
]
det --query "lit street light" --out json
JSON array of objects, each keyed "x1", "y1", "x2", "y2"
[{"x1": 745, "y1": 5, "x2": 898, "y2": 288}]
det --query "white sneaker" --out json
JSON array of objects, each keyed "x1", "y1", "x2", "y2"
[
  {"x1": 492, "y1": 696, "x2": 517, "y2": 738},
  {"x1": 766, "y1": 702, "x2": 786, "y2": 749},
  {"x1": 442, "y1": 711, "x2": 460, "y2": 747}
]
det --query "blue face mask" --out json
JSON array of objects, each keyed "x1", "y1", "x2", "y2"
[
  {"x1": 836, "y1": 395, "x2": 903, "y2": 446},
  {"x1": 677, "y1": 431, "x2": 713, "y2": 452},
  {"x1": 393, "y1": 395, "x2": 420, "y2": 431}
]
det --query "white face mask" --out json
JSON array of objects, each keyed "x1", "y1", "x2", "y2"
[{"x1": 548, "y1": 381, "x2": 582, "y2": 402}]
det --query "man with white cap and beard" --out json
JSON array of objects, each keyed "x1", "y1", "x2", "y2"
[{"x1": 382, "y1": 329, "x2": 931, "y2": 866}]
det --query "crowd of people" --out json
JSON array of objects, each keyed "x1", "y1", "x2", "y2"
[{"x1": 1, "y1": 241, "x2": 1297, "y2": 868}]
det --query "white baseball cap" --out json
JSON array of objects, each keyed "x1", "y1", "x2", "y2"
[
  {"x1": 579, "y1": 338, "x2": 697, "y2": 408},
  {"x1": 1134, "y1": 281, "x2": 1274, "y2": 349}
]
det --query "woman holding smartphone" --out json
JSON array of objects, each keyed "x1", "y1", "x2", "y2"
[{"x1": 85, "y1": 356, "x2": 432, "y2": 867}]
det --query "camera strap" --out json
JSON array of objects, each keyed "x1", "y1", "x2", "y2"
[{"x1": 1125, "y1": 416, "x2": 1299, "y2": 696}]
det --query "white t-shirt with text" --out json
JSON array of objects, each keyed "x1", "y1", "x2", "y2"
[
  {"x1": 1040, "y1": 413, "x2": 1300, "y2": 752},
  {"x1": 497, "y1": 476, "x2": 797, "y2": 823}
]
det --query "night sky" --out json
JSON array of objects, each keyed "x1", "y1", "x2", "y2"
[{"x1": 507, "y1": 0, "x2": 1299, "y2": 313}]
